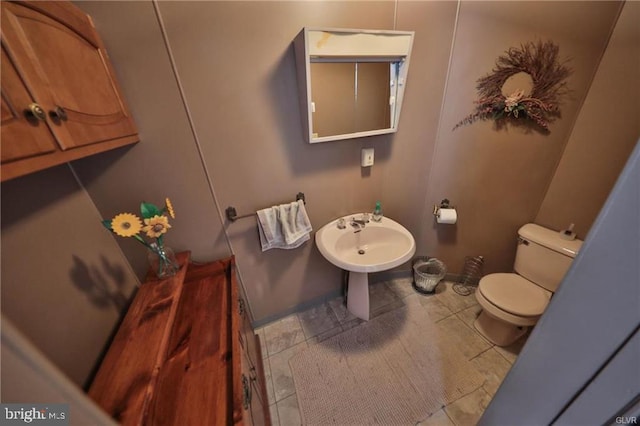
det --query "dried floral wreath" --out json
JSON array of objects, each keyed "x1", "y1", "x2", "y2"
[{"x1": 454, "y1": 40, "x2": 572, "y2": 133}]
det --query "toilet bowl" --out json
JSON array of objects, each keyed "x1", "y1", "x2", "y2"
[
  {"x1": 474, "y1": 273, "x2": 551, "y2": 346},
  {"x1": 473, "y1": 224, "x2": 582, "y2": 347}
]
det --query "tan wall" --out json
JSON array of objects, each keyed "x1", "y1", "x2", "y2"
[
  {"x1": 153, "y1": 1, "x2": 400, "y2": 321},
  {"x1": 417, "y1": 1, "x2": 623, "y2": 275},
  {"x1": 536, "y1": 1, "x2": 640, "y2": 239},
  {"x1": 384, "y1": 0, "x2": 459, "y2": 247},
  {"x1": 0, "y1": 166, "x2": 139, "y2": 387},
  {"x1": 71, "y1": 1, "x2": 232, "y2": 275},
  {"x1": 2, "y1": 2, "x2": 632, "y2": 388}
]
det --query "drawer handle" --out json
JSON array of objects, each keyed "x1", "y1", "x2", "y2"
[
  {"x1": 25, "y1": 103, "x2": 46, "y2": 121},
  {"x1": 238, "y1": 298, "x2": 245, "y2": 316},
  {"x1": 241, "y1": 374, "x2": 252, "y2": 409},
  {"x1": 249, "y1": 366, "x2": 257, "y2": 382}
]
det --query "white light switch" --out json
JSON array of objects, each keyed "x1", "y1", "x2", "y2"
[{"x1": 361, "y1": 148, "x2": 374, "y2": 167}]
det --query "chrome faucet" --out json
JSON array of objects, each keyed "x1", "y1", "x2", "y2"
[{"x1": 350, "y1": 214, "x2": 369, "y2": 231}]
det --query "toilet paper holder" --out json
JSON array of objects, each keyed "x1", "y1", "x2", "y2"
[{"x1": 433, "y1": 199, "x2": 455, "y2": 216}]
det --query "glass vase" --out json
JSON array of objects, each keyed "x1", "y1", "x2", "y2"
[{"x1": 147, "y1": 243, "x2": 179, "y2": 279}]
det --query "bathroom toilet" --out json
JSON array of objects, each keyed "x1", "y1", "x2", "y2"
[{"x1": 474, "y1": 223, "x2": 583, "y2": 346}]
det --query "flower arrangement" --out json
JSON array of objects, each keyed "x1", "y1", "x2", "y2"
[
  {"x1": 453, "y1": 40, "x2": 572, "y2": 133},
  {"x1": 102, "y1": 198, "x2": 178, "y2": 278}
]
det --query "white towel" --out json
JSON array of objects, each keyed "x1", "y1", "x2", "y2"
[{"x1": 257, "y1": 200, "x2": 312, "y2": 251}]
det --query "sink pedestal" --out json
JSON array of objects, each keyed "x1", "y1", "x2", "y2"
[
  {"x1": 347, "y1": 271, "x2": 370, "y2": 321},
  {"x1": 316, "y1": 214, "x2": 416, "y2": 321}
]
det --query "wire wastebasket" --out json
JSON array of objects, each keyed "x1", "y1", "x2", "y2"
[{"x1": 412, "y1": 258, "x2": 447, "y2": 294}]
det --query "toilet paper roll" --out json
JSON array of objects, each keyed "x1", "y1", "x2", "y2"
[{"x1": 437, "y1": 208, "x2": 457, "y2": 224}]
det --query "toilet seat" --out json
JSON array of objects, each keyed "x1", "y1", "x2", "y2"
[{"x1": 478, "y1": 273, "x2": 551, "y2": 317}]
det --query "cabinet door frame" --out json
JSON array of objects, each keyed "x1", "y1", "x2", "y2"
[
  {"x1": 1, "y1": 1, "x2": 137, "y2": 150},
  {"x1": 0, "y1": 1, "x2": 139, "y2": 182}
]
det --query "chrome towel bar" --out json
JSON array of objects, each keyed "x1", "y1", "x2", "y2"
[{"x1": 226, "y1": 192, "x2": 306, "y2": 222}]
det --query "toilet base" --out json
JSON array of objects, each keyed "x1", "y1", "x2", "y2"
[{"x1": 474, "y1": 310, "x2": 527, "y2": 347}]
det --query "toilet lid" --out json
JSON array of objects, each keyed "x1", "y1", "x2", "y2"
[{"x1": 479, "y1": 273, "x2": 551, "y2": 317}]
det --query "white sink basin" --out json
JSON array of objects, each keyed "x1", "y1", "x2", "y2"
[
  {"x1": 316, "y1": 214, "x2": 416, "y2": 273},
  {"x1": 316, "y1": 214, "x2": 416, "y2": 320}
]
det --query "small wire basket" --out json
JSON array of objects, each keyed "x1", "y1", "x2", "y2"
[{"x1": 453, "y1": 255, "x2": 484, "y2": 296}]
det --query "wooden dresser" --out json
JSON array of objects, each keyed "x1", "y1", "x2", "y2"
[{"x1": 88, "y1": 252, "x2": 270, "y2": 425}]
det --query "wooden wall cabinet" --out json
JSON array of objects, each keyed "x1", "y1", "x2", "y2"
[
  {"x1": 89, "y1": 253, "x2": 270, "y2": 426},
  {"x1": 1, "y1": 1, "x2": 138, "y2": 182}
]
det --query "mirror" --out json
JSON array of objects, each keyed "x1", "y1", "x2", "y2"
[
  {"x1": 310, "y1": 62, "x2": 394, "y2": 138},
  {"x1": 294, "y1": 28, "x2": 414, "y2": 143}
]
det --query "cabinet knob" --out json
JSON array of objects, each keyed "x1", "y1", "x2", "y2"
[
  {"x1": 25, "y1": 103, "x2": 46, "y2": 121},
  {"x1": 50, "y1": 105, "x2": 68, "y2": 121}
]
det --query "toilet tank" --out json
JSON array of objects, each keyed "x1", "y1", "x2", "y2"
[{"x1": 514, "y1": 223, "x2": 583, "y2": 292}]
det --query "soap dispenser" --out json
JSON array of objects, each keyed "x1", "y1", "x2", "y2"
[{"x1": 372, "y1": 201, "x2": 383, "y2": 222}]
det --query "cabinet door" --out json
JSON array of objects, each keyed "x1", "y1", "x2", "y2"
[
  {"x1": 1, "y1": 1, "x2": 136, "y2": 150},
  {"x1": 1, "y1": 45, "x2": 57, "y2": 162}
]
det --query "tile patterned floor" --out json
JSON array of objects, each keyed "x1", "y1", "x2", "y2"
[{"x1": 256, "y1": 279, "x2": 529, "y2": 426}]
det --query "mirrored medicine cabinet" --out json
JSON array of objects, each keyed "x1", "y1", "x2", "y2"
[{"x1": 294, "y1": 28, "x2": 414, "y2": 143}]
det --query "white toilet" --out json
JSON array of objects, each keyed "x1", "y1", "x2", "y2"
[{"x1": 474, "y1": 223, "x2": 583, "y2": 346}]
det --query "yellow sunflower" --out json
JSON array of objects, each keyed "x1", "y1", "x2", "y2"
[
  {"x1": 111, "y1": 213, "x2": 143, "y2": 237},
  {"x1": 165, "y1": 197, "x2": 175, "y2": 219},
  {"x1": 142, "y1": 215, "x2": 172, "y2": 238}
]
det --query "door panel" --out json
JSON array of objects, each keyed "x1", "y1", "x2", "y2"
[
  {"x1": 0, "y1": 45, "x2": 57, "y2": 162},
  {"x1": 554, "y1": 329, "x2": 640, "y2": 425}
]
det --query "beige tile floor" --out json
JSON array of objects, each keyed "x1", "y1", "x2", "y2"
[{"x1": 256, "y1": 279, "x2": 528, "y2": 426}]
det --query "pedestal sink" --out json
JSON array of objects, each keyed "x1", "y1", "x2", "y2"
[{"x1": 315, "y1": 214, "x2": 416, "y2": 320}]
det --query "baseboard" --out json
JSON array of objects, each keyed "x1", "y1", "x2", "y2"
[{"x1": 370, "y1": 268, "x2": 412, "y2": 283}]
